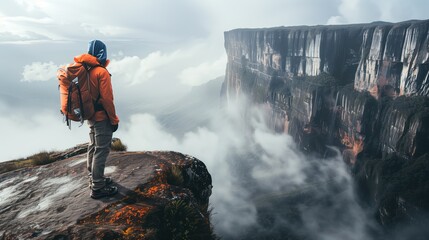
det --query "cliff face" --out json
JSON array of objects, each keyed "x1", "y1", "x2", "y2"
[
  {"x1": 0, "y1": 149, "x2": 214, "y2": 239},
  {"x1": 225, "y1": 20, "x2": 429, "y2": 97},
  {"x1": 224, "y1": 20, "x2": 429, "y2": 230}
]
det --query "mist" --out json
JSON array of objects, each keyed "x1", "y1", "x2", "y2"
[{"x1": 117, "y1": 95, "x2": 379, "y2": 239}]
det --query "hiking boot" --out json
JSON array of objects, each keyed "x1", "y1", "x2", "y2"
[
  {"x1": 90, "y1": 185, "x2": 118, "y2": 199},
  {"x1": 88, "y1": 176, "x2": 113, "y2": 189}
]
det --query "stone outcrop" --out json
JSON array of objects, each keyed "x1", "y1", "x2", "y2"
[
  {"x1": 224, "y1": 19, "x2": 429, "y2": 231},
  {"x1": 0, "y1": 150, "x2": 214, "y2": 239}
]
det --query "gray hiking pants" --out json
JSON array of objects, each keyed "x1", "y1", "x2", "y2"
[{"x1": 87, "y1": 119, "x2": 113, "y2": 190}]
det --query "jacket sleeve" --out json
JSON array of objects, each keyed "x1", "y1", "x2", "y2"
[{"x1": 98, "y1": 69, "x2": 120, "y2": 125}]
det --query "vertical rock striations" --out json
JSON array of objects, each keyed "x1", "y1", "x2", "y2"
[
  {"x1": 224, "y1": 19, "x2": 429, "y2": 231},
  {"x1": 225, "y1": 20, "x2": 429, "y2": 99}
]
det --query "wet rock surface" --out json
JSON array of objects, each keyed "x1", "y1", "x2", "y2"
[
  {"x1": 0, "y1": 151, "x2": 213, "y2": 239},
  {"x1": 354, "y1": 153, "x2": 429, "y2": 236},
  {"x1": 224, "y1": 19, "x2": 429, "y2": 234}
]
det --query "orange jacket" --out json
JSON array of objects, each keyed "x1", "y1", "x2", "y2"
[{"x1": 74, "y1": 54, "x2": 120, "y2": 125}]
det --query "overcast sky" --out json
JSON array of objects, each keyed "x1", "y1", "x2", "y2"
[{"x1": 0, "y1": 0, "x2": 428, "y2": 161}]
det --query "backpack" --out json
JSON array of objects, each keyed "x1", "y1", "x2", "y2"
[{"x1": 57, "y1": 62, "x2": 100, "y2": 128}]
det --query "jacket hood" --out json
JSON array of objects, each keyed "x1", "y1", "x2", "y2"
[
  {"x1": 88, "y1": 40, "x2": 107, "y2": 65},
  {"x1": 74, "y1": 54, "x2": 110, "y2": 67}
]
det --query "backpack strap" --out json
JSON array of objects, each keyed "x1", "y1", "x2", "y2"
[
  {"x1": 75, "y1": 81, "x2": 85, "y2": 124},
  {"x1": 94, "y1": 94, "x2": 104, "y2": 111},
  {"x1": 66, "y1": 81, "x2": 74, "y2": 129},
  {"x1": 87, "y1": 64, "x2": 109, "y2": 112}
]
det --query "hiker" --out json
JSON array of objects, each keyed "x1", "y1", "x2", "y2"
[{"x1": 76, "y1": 40, "x2": 120, "y2": 199}]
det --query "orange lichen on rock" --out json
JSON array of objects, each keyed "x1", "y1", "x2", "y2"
[
  {"x1": 352, "y1": 137, "x2": 364, "y2": 157},
  {"x1": 145, "y1": 184, "x2": 169, "y2": 197},
  {"x1": 121, "y1": 227, "x2": 149, "y2": 240},
  {"x1": 123, "y1": 227, "x2": 145, "y2": 237},
  {"x1": 340, "y1": 131, "x2": 365, "y2": 164},
  {"x1": 124, "y1": 227, "x2": 133, "y2": 235},
  {"x1": 340, "y1": 131, "x2": 353, "y2": 148},
  {"x1": 108, "y1": 205, "x2": 151, "y2": 225}
]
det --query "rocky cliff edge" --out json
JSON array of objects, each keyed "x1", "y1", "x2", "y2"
[{"x1": 0, "y1": 148, "x2": 214, "y2": 240}]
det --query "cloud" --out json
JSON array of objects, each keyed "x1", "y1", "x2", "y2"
[
  {"x1": 329, "y1": 0, "x2": 429, "y2": 24},
  {"x1": 14, "y1": 0, "x2": 50, "y2": 12},
  {"x1": 2, "y1": 0, "x2": 429, "y2": 44},
  {"x1": 2, "y1": 0, "x2": 209, "y2": 42},
  {"x1": 251, "y1": 127, "x2": 308, "y2": 189},
  {"x1": 336, "y1": 0, "x2": 380, "y2": 23},
  {"x1": 179, "y1": 55, "x2": 227, "y2": 86},
  {"x1": 80, "y1": 23, "x2": 132, "y2": 37},
  {"x1": 3, "y1": 16, "x2": 53, "y2": 24},
  {"x1": 107, "y1": 40, "x2": 228, "y2": 108},
  {"x1": 0, "y1": 10, "x2": 63, "y2": 42},
  {"x1": 110, "y1": 50, "x2": 183, "y2": 85},
  {"x1": 0, "y1": 105, "x2": 88, "y2": 161},
  {"x1": 124, "y1": 113, "x2": 179, "y2": 150},
  {"x1": 194, "y1": 0, "x2": 341, "y2": 32},
  {"x1": 21, "y1": 61, "x2": 57, "y2": 82},
  {"x1": 327, "y1": 16, "x2": 346, "y2": 25}
]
